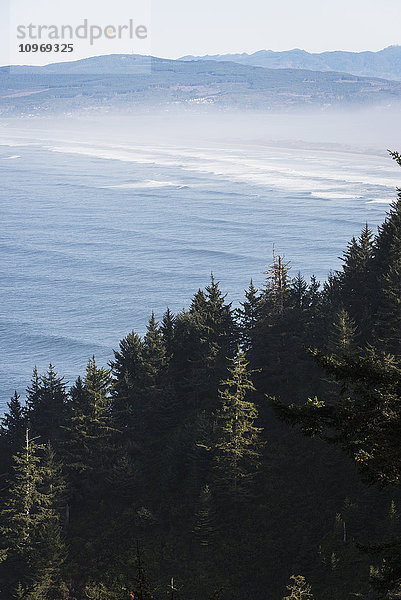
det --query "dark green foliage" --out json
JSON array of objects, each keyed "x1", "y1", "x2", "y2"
[
  {"x1": 212, "y1": 348, "x2": 264, "y2": 500},
  {"x1": 328, "y1": 309, "x2": 358, "y2": 356},
  {"x1": 1, "y1": 392, "x2": 26, "y2": 459},
  {"x1": 0, "y1": 435, "x2": 66, "y2": 598},
  {"x1": 339, "y1": 224, "x2": 375, "y2": 336},
  {"x1": 4, "y1": 153, "x2": 401, "y2": 599},
  {"x1": 65, "y1": 357, "x2": 115, "y2": 500},
  {"x1": 26, "y1": 365, "x2": 68, "y2": 447}
]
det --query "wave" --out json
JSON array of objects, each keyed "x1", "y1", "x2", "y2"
[
  {"x1": 366, "y1": 199, "x2": 393, "y2": 204},
  {"x1": 311, "y1": 192, "x2": 360, "y2": 200},
  {"x1": 2, "y1": 155, "x2": 21, "y2": 160},
  {"x1": 46, "y1": 142, "x2": 399, "y2": 194},
  {"x1": 105, "y1": 180, "x2": 184, "y2": 189}
]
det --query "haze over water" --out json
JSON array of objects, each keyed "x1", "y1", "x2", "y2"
[{"x1": 1, "y1": 112, "x2": 400, "y2": 411}]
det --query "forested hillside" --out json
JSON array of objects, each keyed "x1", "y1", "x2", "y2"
[
  {"x1": 2, "y1": 54, "x2": 401, "y2": 115},
  {"x1": 1, "y1": 154, "x2": 401, "y2": 600}
]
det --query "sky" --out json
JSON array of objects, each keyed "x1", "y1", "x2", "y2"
[{"x1": 1, "y1": 0, "x2": 401, "y2": 66}]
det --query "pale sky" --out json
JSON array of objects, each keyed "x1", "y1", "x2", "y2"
[{"x1": 1, "y1": 0, "x2": 401, "y2": 66}]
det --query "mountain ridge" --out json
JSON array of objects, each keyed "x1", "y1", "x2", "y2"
[
  {"x1": 180, "y1": 46, "x2": 401, "y2": 81},
  {"x1": 2, "y1": 54, "x2": 401, "y2": 116}
]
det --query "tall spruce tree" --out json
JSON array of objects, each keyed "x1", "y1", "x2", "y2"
[
  {"x1": 1, "y1": 392, "x2": 26, "y2": 458},
  {"x1": 340, "y1": 224, "x2": 375, "y2": 336},
  {"x1": 110, "y1": 330, "x2": 145, "y2": 446},
  {"x1": 213, "y1": 348, "x2": 264, "y2": 500},
  {"x1": 372, "y1": 153, "x2": 401, "y2": 353},
  {"x1": 237, "y1": 280, "x2": 261, "y2": 353},
  {"x1": 328, "y1": 309, "x2": 358, "y2": 357},
  {"x1": 0, "y1": 433, "x2": 66, "y2": 597},
  {"x1": 66, "y1": 357, "x2": 115, "y2": 499},
  {"x1": 26, "y1": 365, "x2": 68, "y2": 447}
]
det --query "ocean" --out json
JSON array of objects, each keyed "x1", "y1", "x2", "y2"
[{"x1": 1, "y1": 131, "x2": 398, "y2": 411}]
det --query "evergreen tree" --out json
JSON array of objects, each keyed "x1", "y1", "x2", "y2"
[
  {"x1": 142, "y1": 312, "x2": 166, "y2": 389},
  {"x1": 0, "y1": 433, "x2": 66, "y2": 596},
  {"x1": 213, "y1": 348, "x2": 264, "y2": 500},
  {"x1": 66, "y1": 357, "x2": 115, "y2": 499},
  {"x1": 111, "y1": 330, "x2": 143, "y2": 399},
  {"x1": 262, "y1": 249, "x2": 291, "y2": 316},
  {"x1": 371, "y1": 154, "x2": 401, "y2": 353},
  {"x1": 290, "y1": 272, "x2": 308, "y2": 311},
  {"x1": 161, "y1": 308, "x2": 176, "y2": 360},
  {"x1": 193, "y1": 484, "x2": 215, "y2": 549},
  {"x1": 1, "y1": 392, "x2": 26, "y2": 457},
  {"x1": 283, "y1": 575, "x2": 314, "y2": 600},
  {"x1": 237, "y1": 280, "x2": 261, "y2": 353},
  {"x1": 26, "y1": 365, "x2": 68, "y2": 447},
  {"x1": 328, "y1": 309, "x2": 358, "y2": 357},
  {"x1": 340, "y1": 224, "x2": 375, "y2": 335}
]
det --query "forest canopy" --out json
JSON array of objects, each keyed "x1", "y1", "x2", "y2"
[{"x1": 1, "y1": 154, "x2": 401, "y2": 600}]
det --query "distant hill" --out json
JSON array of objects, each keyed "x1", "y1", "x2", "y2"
[
  {"x1": 1, "y1": 54, "x2": 401, "y2": 116},
  {"x1": 181, "y1": 46, "x2": 401, "y2": 81}
]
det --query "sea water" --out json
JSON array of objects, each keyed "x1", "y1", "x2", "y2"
[{"x1": 0, "y1": 135, "x2": 398, "y2": 410}]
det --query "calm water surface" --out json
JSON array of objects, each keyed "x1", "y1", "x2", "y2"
[{"x1": 0, "y1": 137, "x2": 398, "y2": 410}]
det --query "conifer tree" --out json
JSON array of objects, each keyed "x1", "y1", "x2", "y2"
[
  {"x1": 193, "y1": 484, "x2": 215, "y2": 549},
  {"x1": 26, "y1": 364, "x2": 68, "y2": 447},
  {"x1": 66, "y1": 357, "x2": 115, "y2": 497},
  {"x1": 283, "y1": 575, "x2": 314, "y2": 600},
  {"x1": 142, "y1": 312, "x2": 166, "y2": 389},
  {"x1": 110, "y1": 330, "x2": 144, "y2": 436},
  {"x1": 111, "y1": 330, "x2": 143, "y2": 400},
  {"x1": 262, "y1": 250, "x2": 291, "y2": 316},
  {"x1": 213, "y1": 348, "x2": 264, "y2": 499},
  {"x1": 290, "y1": 272, "x2": 308, "y2": 310},
  {"x1": 170, "y1": 276, "x2": 236, "y2": 415},
  {"x1": 237, "y1": 280, "x2": 261, "y2": 353},
  {"x1": 372, "y1": 154, "x2": 401, "y2": 352},
  {"x1": 1, "y1": 392, "x2": 26, "y2": 456},
  {"x1": 0, "y1": 433, "x2": 66, "y2": 595},
  {"x1": 204, "y1": 275, "x2": 237, "y2": 362},
  {"x1": 340, "y1": 224, "x2": 375, "y2": 334},
  {"x1": 328, "y1": 309, "x2": 358, "y2": 357},
  {"x1": 161, "y1": 308, "x2": 176, "y2": 360},
  {"x1": 272, "y1": 348, "x2": 401, "y2": 486}
]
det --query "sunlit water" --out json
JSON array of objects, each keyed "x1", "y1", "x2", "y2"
[{"x1": 1, "y1": 134, "x2": 398, "y2": 411}]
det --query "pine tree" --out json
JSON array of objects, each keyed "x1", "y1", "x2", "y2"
[
  {"x1": 372, "y1": 154, "x2": 401, "y2": 353},
  {"x1": 204, "y1": 275, "x2": 237, "y2": 363},
  {"x1": 193, "y1": 484, "x2": 215, "y2": 549},
  {"x1": 213, "y1": 348, "x2": 264, "y2": 499},
  {"x1": 142, "y1": 312, "x2": 166, "y2": 389},
  {"x1": 0, "y1": 432, "x2": 66, "y2": 595},
  {"x1": 1, "y1": 392, "x2": 26, "y2": 456},
  {"x1": 170, "y1": 276, "x2": 236, "y2": 415},
  {"x1": 66, "y1": 357, "x2": 115, "y2": 498},
  {"x1": 237, "y1": 280, "x2": 261, "y2": 353},
  {"x1": 328, "y1": 308, "x2": 358, "y2": 357},
  {"x1": 290, "y1": 272, "x2": 308, "y2": 310},
  {"x1": 161, "y1": 308, "x2": 176, "y2": 360},
  {"x1": 340, "y1": 224, "x2": 375, "y2": 335},
  {"x1": 262, "y1": 249, "x2": 291, "y2": 316},
  {"x1": 110, "y1": 330, "x2": 143, "y2": 400},
  {"x1": 272, "y1": 348, "x2": 401, "y2": 486},
  {"x1": 283, "y1": 575, "x2": 314, "y2": 600},
  {"x1": 110, "y1": 330, "x2": 144, "y2": 435},
  {"x1": 26, "y1": 364, "x2": 68, "y2": 447}
]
